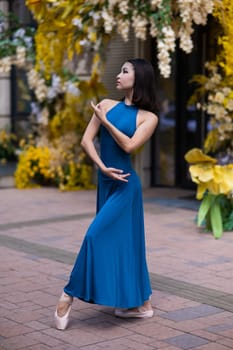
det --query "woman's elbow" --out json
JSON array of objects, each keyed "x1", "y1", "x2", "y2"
[
  {"x1": 124, "y1": 143, "x2": 134, "y2": 154},
  {"x1": 80, "y1": 137, "x2": 87, "y2": 151}
]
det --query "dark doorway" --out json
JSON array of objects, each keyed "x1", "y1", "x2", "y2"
[
  {"x1": 9, "y1": 1, "x2": 35, "y2": 135},
  {"x1": 151, "y1": 20, "x2": 217, "y2": 188}
]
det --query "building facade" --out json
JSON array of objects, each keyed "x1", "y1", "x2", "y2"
[
  {"x1": 0, "y1": 1, "x2": 10, "y2": 131},
  {"x1": 2, "y1": 1, "x2": 216, "y2": 189}
]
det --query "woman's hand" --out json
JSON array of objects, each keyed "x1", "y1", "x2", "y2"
[
  {"x1": 91, "y1": 101, "x2": 107, "y2": 125},
  {"x1": 102, "y1": 167, "x2": 130, "y2": 182}
]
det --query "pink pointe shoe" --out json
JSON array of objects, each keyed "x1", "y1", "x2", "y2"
[
  {"x1": 114, "y1": 306, "x2": 154, "y2": 318},
  {"x1": 54, "y1": 292, "x2": 73, "y2": 330}
]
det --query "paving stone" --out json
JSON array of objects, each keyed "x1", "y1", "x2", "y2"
[
  {"x1": 207, "y1": 323, "x2": 233, "y2": 334},
  {"x1": 1, "y1": 187, "x2": 233, "y2": 350},
  {"x1": 216, "y1": 337, "x2": 233, "y2": 348},
  {"x1": 161, "y1": 305, "x2": 223, "y2": 322},
  {"x1": 0, "y1": 334, "x2": 39, "y2": 350},
  {"x1": 164, "y1": 334, "x2": 209, "y2": 349},
  {"x1": 193, "y1": 343, "x2": 232, "y2": 350},
  {"x1": 191, "y1": 329, "x2": 222, "y2": 342}
]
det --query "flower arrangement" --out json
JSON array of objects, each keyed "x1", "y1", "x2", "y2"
[
  {"x1": 185, "y1": 149, "x2": 233, "y2": 238},
  {"x1": 0, "y1": 9, "x2": 105, "y2": 190},
  {"x1": 25, "y1": 0, "x2": 215, "y2": 78},
  {"x1": 14, "y1": 69, "x2": 105, "y2": 190},
  {"x1": 15, "y1": 142, "x2": 94, "y2": 191},
  {"x1": 191, "y1": 62, "x2": 233, "y2": 162},
  {"x1": 185, "y1": 0, "x2": 233, "y2": 238}
]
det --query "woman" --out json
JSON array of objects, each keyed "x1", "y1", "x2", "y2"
[{"x1": 54, "y1": 58, "x2": 158, "y2": 330}]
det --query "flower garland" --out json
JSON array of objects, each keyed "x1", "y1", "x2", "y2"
[{"x1": 25, "y1": 0, "x2": 214, "y2": 78}]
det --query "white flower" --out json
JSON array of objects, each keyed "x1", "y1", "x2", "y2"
[
  {"x1": 157, "y1": 39, "x2": 171, "y2": 78},
  {"x1": 0, "y1": 56, "x2": 12, "y2": 73},
  {"x1": 0, "y1": 21, "x2": 5, "y2": 33},
  {"x1": 47, "y1": 87, "x2": 57, "y2": 100},
  {"x1": 41, "y1": 107, "x2": 49, "y2": 126},
  {"x1": 162, "y1": 26, "x2": 176, "y2": 52},
  {"x1": 34, "y1": 105, "x2": 49, "y2": 126},
  {"x1": 27, "y1": 69, "x2": 40, "y2": 89},
  {"x1": 47, "y1": 74, "x2": 62, "y2": 100},
  {"x1": 72, "y1": 18, "x2": 82, "y2": 29},
  {"x1": 192, "y1": 11, "x2": 204, "y2": 25},
  {"x1": 16, "y1": 46, "x2": 26, "y2": 67},
  {"x1": 132, "y1": 14, "x2": 148, "y2": 40},
  {"x1": 179, "y1": 27, "x2": 193, "y2": 53},
  {"x1": 117, "y1": 19, "x2": 130, "y2": 41},
  {"x1": 89, "y1": 11, "x2": 101, "y2": 25},
  {"x1": 150, "y1": 0, "x2": 162, "y2": 10},
  {"x1": 119, "y1": 0, "x2": 129, "y2": 15},
  {"x1": 102, "y1": 9, "x2": 115, "y2": 33},
  {"x1": 79, "y1": 39, "x2": 91, "y2": 48},
  {"x1": 35, "y1": 79, "x2": 48, "y2": 102},
  {"x1": 213, "y1": 92, "x2": 225, "y2": 104},
  {"x1": 30, "y1": 102, "x2": 40, "y2": 116},
  {"x1": 64, "y1": 81, "x2": 80, "y2": 96},
  {"x1": 24, "y1": 36, "x2": 33, "y2": 48},
  {"x1": 108, "y1": 0, "x2": 120, "y2": 9},
  {"x1": 13, "y1": 28, "x2": 26, "y2": 39},
  {"x1": 222, "y1": 87, "x2": 231, "y2": 96},
  {"x1": 150, "y1": 18, "x2": 158, "y2": 38},
  {"x1": 226, "y1": 99, "x2": 233, "y2": 111}
]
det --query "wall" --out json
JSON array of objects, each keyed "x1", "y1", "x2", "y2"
[{"x1": 0, "y1": 1, "x2": 11, "y2": 130}]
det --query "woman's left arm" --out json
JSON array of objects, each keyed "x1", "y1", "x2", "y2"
[{"x1": 91, "y1": 101, "x2": 158, "y2": 153}]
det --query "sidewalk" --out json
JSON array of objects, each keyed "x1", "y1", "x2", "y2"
[{"x1": 0, "y1": 187, "x2": 233, "y2": 350}]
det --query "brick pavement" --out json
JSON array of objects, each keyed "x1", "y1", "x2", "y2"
[{"x1": 0, "y1": 187, "x2": 233, "y2": 350}]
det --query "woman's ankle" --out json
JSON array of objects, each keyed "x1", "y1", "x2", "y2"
[{"x1": 142, "y1": 300, "x2": 152, "y2": 310}]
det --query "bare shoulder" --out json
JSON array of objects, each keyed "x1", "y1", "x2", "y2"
[
  {"x1": 99, "y1": 98, "x2": 119, "y2": 112},
  {"x1": 137, "y1": 109, "x2": 158, "y2": 127}
]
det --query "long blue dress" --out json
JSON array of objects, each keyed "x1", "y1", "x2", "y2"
[{"x1": 64, "y1": 101, "x2": 152, "y2": 308}]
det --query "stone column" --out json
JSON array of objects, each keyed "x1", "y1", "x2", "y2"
[{"x1": 0, "y1": 0, "x2": 11, "y2": 130}]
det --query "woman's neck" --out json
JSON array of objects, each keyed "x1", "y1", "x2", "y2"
[{"x1": 124, "y1": 90, "x2": 133, "y2": 106}]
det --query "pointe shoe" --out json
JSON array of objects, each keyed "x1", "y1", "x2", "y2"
[
  {"x1": 54, "y1": 292, "x2": 73, "y2": 330},
  {"x1": 114, "y1": 306, "x2": 154, "y2": 318}
]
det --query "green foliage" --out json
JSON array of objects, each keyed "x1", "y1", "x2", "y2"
[
  {"x1": 0, "y1": 130, "x2": 18, "y2": 163},
  {"x1": 198, "y1": 192, "x2": 233, "y2": 239}
]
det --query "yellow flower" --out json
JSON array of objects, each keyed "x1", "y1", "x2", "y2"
[
  {"x1": 213, "y1": 164, "x2": 233, "y2": 194},
  {"x1": 184, "y1": 148, "x2": 217, "y2": 164},
  {"x1": 185, "y1": 148, "x2": 233, "y2": 199},
  {"x1": 189, "y1": 164, "x2": 214, "y2": 183}
]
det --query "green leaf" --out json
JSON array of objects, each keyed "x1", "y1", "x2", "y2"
[
  {"x1": 223, "y1": 210, "x2": 233, "y2": 231},
  {"x1": 210, "y1": 200, "x2": 223, "y2": 239},
  {"x1": 197, "y1": 193, "x2": 214, "y2": 227}
]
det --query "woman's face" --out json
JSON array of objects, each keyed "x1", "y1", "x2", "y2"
[{"x1": 116, "y1": 62, "x2": 135, "y2": 91}]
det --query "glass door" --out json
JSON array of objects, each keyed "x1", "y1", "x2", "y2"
[{"x1": 151, "y1": 22, "x2": 217, "y2": 188}]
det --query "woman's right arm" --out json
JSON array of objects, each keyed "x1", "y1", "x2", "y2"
[
  {"x1": 81, "y1": 115, "x2": 130, "y2": 182},
  {"x1": 81, "y1": 115, "x2": 106, "y2": 172}
]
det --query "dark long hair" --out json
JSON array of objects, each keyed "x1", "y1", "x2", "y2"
[{"x1": 127, "y1": 58, "x2": 157, "y2": 114}]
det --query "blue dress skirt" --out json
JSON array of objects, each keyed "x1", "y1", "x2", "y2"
[{"x1": 64, "y1": 101, "x2": 152, "y2": 308}]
